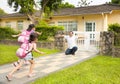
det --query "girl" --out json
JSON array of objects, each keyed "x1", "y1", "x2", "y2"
[
  {"x1": 12, "y1": 24, "x2": 42, "y2": 67},
  {"x1": 6, "y1": 33, "x2": 44, "y2": 81}
]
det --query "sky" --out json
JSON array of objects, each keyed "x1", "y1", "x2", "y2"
[{"x1": 0, "y1": 0, "x2": 111, "y2": 14}]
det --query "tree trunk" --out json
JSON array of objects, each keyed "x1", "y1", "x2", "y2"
[
  {"x1": 27, "y1": 0, "x2": 50, "y2": 25},
  {"x1": 27, "y1": 14, "x2": 38, "y2": 25},
  {"x1": 39, "y1": 0, "x2": 49, "y2": 20}
]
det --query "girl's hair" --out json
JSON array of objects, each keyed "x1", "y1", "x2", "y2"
[
  {"x1": 27, "y1": 24, "x2": 35, "y2": 31},
  {"x1": 29, "y1": 33, "x2": 38, "y2": 43}
]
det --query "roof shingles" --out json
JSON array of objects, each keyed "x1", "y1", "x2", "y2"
[{"x1": 54, "y1": 4, "x2": 120, "y2": 16}]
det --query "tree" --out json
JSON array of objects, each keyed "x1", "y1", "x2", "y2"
[
  {"x1": 39, "y1": 0, "x2": 62, "y2": 19},
  {"x1": 77, "y1": 0, "x2": 93, "y2": 7},
  {"x1": 43, "y1": 2, "x2": 75, "y2": 19},
  {"x1": 7, "y1": 0, "x2": 62, "y2": 24},
  {"x1": 0, "y1": 8, "x2": 6, "y2": 15},
  {"x1": 8, "y1": 0, "x2": 36, "y2": 24},
  {"x1": 111, "y1": 0, "x2": 120, "y2": 4},
  {"x1": 59, "y1": 2, "x2": 75, "y2": 9}
]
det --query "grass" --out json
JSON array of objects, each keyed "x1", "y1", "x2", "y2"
[
  {"x1": 32, "y1": 56, "x2": 120, "y2": 84},
  {"x1": 0, "y1": 44, "x2": 60, "y2": 65}
]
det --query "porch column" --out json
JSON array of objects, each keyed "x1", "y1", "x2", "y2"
[{"x1": 102, "y1": 13, "x2": 108, "y2": 31}]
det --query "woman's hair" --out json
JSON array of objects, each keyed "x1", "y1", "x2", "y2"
[
  {"x1": 29, "y1": 33, "x2": 38, "y2": 43},
  {"x1": 27, "y1": 24, "x2": 35, "y2": 31}
]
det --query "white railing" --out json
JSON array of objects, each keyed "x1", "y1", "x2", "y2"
[{"x1": 73, "y1": 31, "x2": 100, "y2": 51}]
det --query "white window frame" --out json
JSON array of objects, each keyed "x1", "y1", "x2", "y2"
[
  {"x1": 85, "y1": 21, "x2": 96, "y2": 32},
  {"x1": 5, "y1": 21, "x2": 11, "y2": 27},
  {"x1": 58, "y1": 21, "x2": 78, "y2": 31},
  {"x1": 17, "y1": 21, "x2": 23, "y2": 30}
]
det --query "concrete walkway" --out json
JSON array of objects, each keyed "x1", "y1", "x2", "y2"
[{"x1": 0, "y1": 49, "x2": 98, "y2": 84}]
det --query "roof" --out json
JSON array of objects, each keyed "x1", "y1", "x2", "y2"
[
  {"x1": 0, "y1": 4, "x2": 120, "y2": 19},
  {"x1": 0, "y1": 11, "x2": 40, "y2": 19},
  {"x1": 0, "y1": 13, "x2": 27, "y2": 19},
  {"x1": 53, "y1": 4, "x2": 120, "y2": 16}
]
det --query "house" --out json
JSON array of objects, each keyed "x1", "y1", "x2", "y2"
[
  {"x1": 0, "y1": 4, "x2": 120, "y2": 50},
  {"x1": 0, "y1": 12, "x2": 40, "y2": 31},
  {"x1": 0, "y1": 4, "x2": 120, "y2": 32},
  {"x1": 49, "y1": 4, "x2": 120, "y2": 32},
  {"x1": 48, "y1": 4, "x2": 120, "y2": 50}
]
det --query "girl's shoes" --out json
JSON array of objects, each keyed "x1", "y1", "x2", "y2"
[
  {"x1": 28, "y1": 73, "x2": 36, "y2": 77},
  {"x1": 6, "y1": 75, "x2": 12, "y2": 81}
]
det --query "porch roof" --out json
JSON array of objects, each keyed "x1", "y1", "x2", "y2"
[{"x1": 53, "y1": 4, "x2": 120, "y2": 16}]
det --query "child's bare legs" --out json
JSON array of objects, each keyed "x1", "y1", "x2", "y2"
[
  {"x1": 6, "y1": 60, "x2": 24, "y2": 80},
  {"x1": 28, "y1": 60, "x2": 35, "y2": 77}
]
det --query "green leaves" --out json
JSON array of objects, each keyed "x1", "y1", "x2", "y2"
[
  {"x1": 59, "y1": 2, "x2": 75, "y2": 9},
  {"x1": 0, "y1": 27, "x2": 18, "y2": 40},
  {"x1": 7, "y1": 0, "x2": 35, "y2": 14},
  {"x1": 36, "y1": 25, "x2": 64, "y2": 41},
  {"x1": 111, "y1": 0, "x2": 120, "y2": 4},
  {"x1": 0, "y1": 8, "x2": 6, "y2": 15}
]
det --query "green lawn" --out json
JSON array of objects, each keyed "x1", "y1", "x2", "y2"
[
  {"x1": 32, "y1": 56, "x2": 120, "y2": 84},
  {"x1": 0, "y1": 44, "x2": 60, "y2": 65}
]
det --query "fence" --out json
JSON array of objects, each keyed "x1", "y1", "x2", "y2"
[
  {"x1": 100, "y1": 31, "x2": 120, "y2": 57},
  {"x1": 0, "y1": 40, "x2": 55, "y2": 49}
]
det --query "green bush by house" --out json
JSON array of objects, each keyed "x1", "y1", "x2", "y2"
[
  {"x1": 36, "y1": 26, "x2": 64, "y2": 41},
  {"x1": 108, "y1": 23, "x2": 120, "y2": 34},
  {"x1": 0, "y1": 25, "x2": 64, "y2": 41},
  {"x1": 108, "y1": 23, "x2": 120, "y2": 46},
  {"x1": 0, "y1": 27, "x2": 18, "y2": 40}
]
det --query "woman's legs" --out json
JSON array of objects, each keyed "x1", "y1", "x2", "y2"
[{"x1": 28, "y1": 60, "x2": 35, "y2": 76}]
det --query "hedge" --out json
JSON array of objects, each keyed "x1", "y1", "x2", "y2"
[
  {"x1": 36, "y1": 26, "x2": 64, "y2": 41},
  {"x1": 0, "y1": 26, "x2": 64, "y2": 41},
  {"x1": 0, "y1": 27, "x2": 18, "y2": 40}
]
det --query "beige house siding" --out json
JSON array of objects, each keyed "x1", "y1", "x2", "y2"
[
  {"x1": 50, "y1": 14, "x2": 104, "y2": 32},
  {"x1": 49, "y1": 10, "x2": 120, "y2": 32},
  {"x1": 0, "y1": 17, "x2": 31, "y2": 31},
  {"x1": 108, "y1": 10, "x2": 120, "y2": 25}
]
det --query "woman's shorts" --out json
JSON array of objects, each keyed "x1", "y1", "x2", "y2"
[{"x1": 24, "y1": 53, "x2": 33, "y2": 61}]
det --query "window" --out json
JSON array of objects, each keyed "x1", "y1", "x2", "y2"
[
  {"x1": 6, "y1": 22, "x2": 11, "y2": 27},
  {"x1": 17, "y1": 21, "x2": 23, "y2": 30},
  {"x1": 58, "y1": 21, "x2": 77, "y2": 31},
  {"x1": 85, "y1": 22, "x2": 95, "y2": 32}
]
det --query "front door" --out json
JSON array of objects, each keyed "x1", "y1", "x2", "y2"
[
  {"x1": 84, "y1": 22, "x2": 99, "y2": 50},
  {"x1": 85, "y1": 22, "x2": 95, "y2": 38}
]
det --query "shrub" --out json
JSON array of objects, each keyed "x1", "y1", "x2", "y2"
[
  {"x1": 36, "y1": 26, "x2": 64, "y2": 41},
  {"x1": 108, "y1": 23, "x2": 120, "y2": 46},
  {"x1": 108, "y1": 23, "x2": 120, "y2": 34},
  {"x1": 0, "y1": 24, "x2": 64, "y2": 41},
  {"x1": 0, "y1": 27, "x2": 18, "y2": 40}
]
